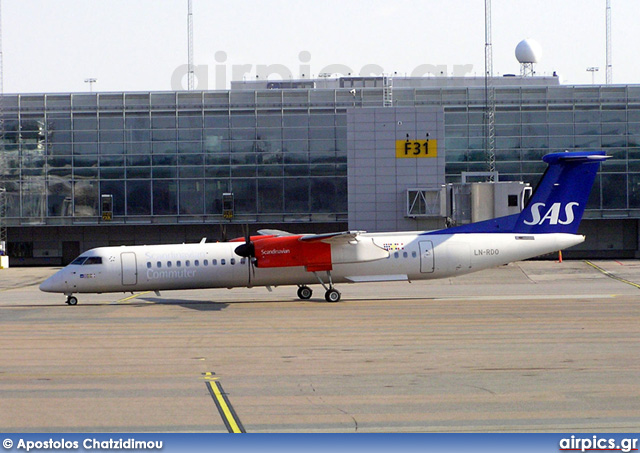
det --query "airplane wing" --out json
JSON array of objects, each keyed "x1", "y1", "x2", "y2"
[
  {"x1": 300, "y1": 231, "x2": 388, "y2": 264},
  {"x1": 299, "y1": 231, "x2": 366, "y2": 244},
  {"x1": 249, "y1": 230, "x2": 388, "y2": 271},
  {"x1": 257, "y1": 229, "x2": 297, "y2": 237},
  {"x1": 257, "y1": 229, "x2": 366, "y2": 244},
  {"x1": 330, "y1": 235, "x2": 389, "y2": 264}
]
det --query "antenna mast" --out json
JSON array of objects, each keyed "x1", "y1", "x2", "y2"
[
  {"x1": 484, "y1": 0, "x2": 496, "y2": 180},
  {"x1": 606, "y1": 0, "x2": 612, "y2": 84},
  {"x1": 187, "y1": 0, "x2": 194, "y2": 90}
]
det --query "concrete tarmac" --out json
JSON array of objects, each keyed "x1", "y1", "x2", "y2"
[{"x1": 1, "y1": 260, "x2": 639, "y2": 432}]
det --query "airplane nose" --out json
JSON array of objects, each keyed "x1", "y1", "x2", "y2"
[{"x1": 39, "y1": 272, "x2": 65, "y2": 293}]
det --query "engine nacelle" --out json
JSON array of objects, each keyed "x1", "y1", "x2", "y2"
[{"x1": 253, "y1": 236, "x2": 332, "y2": 272}]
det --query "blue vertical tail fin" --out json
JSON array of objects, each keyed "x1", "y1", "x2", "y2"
[
  {"x1": 512, "y1": 151, "x2": 608, "y2": 234},
  {"x1": 426, "y1": 151, "x2": 608, "y2": 235}
]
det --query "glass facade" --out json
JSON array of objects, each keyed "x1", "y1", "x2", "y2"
[
  {"x1": 438, "y1": 85, "x2": 640, "y2": 213},
  {"x1": 2, "y1": 80, "x2": 640, "y2": 229},
  {"x1": 0, "y1": 91, "x2": 349, "y2": 224}
]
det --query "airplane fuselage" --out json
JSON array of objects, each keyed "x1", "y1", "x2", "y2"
[
  {"x1": 39, "y1": 150, "x2": 608, "y2": 304},
  {"x1": 41, "y1": 232, "x2": 584, "y2": 296}
]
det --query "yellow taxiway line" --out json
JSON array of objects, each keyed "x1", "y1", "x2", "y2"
[
  {"x1": 585, "y1": 260, "x2": 640, "y2": 290},
  {"x1": 113, "y1": 291, "x2": 152, "y2": 304},
  {"x1": 203, "y1": 372, "x2": 245, "y2": 433}
]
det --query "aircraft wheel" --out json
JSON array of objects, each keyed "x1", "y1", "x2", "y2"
[
  {"x1": 297, "y1": 286, "x2": 313, "y2": 300},
  {"x1": 66, "y1": 296, "x2": 78, "y2": 306},
  {"x1": 325, "y1": 289, "x2": 341, "y2": 303}
]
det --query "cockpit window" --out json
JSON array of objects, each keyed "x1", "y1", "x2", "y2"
[
  {"x1": 84, "y1": 257, "x2": 103, "y2": 265},
  {"x1": 71, "y1": 256, "x2": 88, "y2": 265}
]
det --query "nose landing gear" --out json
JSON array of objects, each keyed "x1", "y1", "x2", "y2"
[{"x1": 66, "y1": 295, "x2": 78, "y2": 305}]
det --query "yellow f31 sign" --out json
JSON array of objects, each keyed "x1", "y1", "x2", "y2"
[{"x1": 395, "y1": 139, "x2": 437, "y2": 158}]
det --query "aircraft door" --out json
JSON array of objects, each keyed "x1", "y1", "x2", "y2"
[
  {"x1": 121, "y1": 252, "x2": 138, "y2": 286},
  {"x1": 419, "y1": 241, "x2": 434, "y2": 273}
]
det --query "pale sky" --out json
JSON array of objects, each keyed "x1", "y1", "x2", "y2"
[{"x1": 3, "y1": 0, "x2": 639, "y2": 94}]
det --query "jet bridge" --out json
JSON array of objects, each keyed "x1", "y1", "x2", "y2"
[
  {"x1": 440, "y1": 180, "x2": 531, "y2": 226},
  {"x1": 406, "y1": 180, "x2": 531, "y2": 228}
]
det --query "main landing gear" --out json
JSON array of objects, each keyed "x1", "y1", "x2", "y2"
[
  {"x1": 65, "y1": 295, "x2": 78, "y2": 305},
  {"x1": 324, "y1": 288, "x2": 341, "y2": 303},
  {"x1": 297, "y1": 285, "x2": 313, "y2": 300},
  {"x1": 296, "y1": 271, "x2": 342, "y2": 303}
]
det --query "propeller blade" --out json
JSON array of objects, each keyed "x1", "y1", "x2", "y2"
[
  {"x1": 237, "y1": 224, "x2": 255, "y2": 286},
  {"x1": 220, "y1": 224, "x2": 227, "y2": 242},
  {"x1": 235, "y1": 224, "x2": 255, "y2": 257},
  {"x1": 249, "y1": 258, "x2": 256, "y2": 285}
]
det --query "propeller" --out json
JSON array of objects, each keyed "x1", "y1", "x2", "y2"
[
  {"x1": 234, "y1": 224, "x2": 255, "y2": 257},
  {"x1": 220, "y1": 224, "x2": 228, "y2": 242},
  {"x1": 234, "y1": 225, "x2": 256, "y2": 285}
]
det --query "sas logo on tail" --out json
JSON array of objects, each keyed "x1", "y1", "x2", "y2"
[{"x1": 523, "y1": 202, "x2": 579, "y2": 225}]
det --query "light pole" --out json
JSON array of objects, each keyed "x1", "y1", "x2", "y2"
[
  {"x1": 586, "y1": 67, "x2": 599, "y2": 84},
  {"x1": 84, "y1": 78, "x2": 97, "y2": 92}
]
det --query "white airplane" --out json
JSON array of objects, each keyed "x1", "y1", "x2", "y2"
[{"x1": 40, "y1": 151, "x2": 607, "y2": 305}]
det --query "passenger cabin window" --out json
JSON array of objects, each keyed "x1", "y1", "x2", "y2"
[
  {"x1": 71, "y1": 256, "x2": 88, "y2": 265},
  {"x1": 204, "y1": 259, "x2": 209, "y2": 266},
  {"x1": 177, "y1": 260, "x2": 182, "y2": 267},
  {"x1": 221, "y1": 259, "x2": 226, "y2": 265},
  {"x1": 157, "y1": 261, "x2": 162, "y2": 268},
  {"x1": 212, "y1": 259, "x2": 217, "y2": 265},
  {"x1": 146, "y1": 262, "x2": 152, "y2": 269},
  {"x1": 167, "y1": 261, "x2": 172, "y2": 268},
  {"x1": 186, "y1": 260, "x2": 191, "y2": 267},
  {"x1": 194, "y1": 260, "x2": 199, "y2": 267},
  {"x1": 84, "y1": 257, "x2": 103, "y2": 265},
  {"x1": 230, "y1": 258, "x2": 236, "y2": 265}
]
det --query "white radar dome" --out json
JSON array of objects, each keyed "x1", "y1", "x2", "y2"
[{"x1": 515, "y1": 39, "x2": 542, "y2": 64}]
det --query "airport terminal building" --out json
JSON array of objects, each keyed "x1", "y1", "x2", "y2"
[{"x1": 1, "y1": 75, "x2": 640, "y2": 265}]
